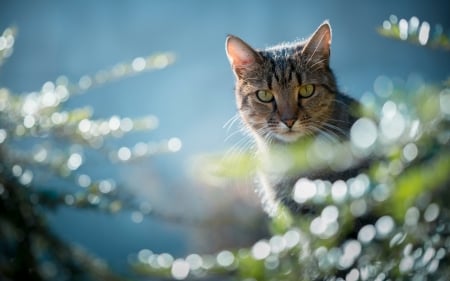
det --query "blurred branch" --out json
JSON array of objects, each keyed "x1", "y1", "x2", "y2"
[{"x1": 378, "y1": 15, "x2": 450, "y2": 50}]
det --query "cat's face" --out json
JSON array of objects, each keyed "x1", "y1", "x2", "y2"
[{"x1": 226, "y1": 22, "x2": 338, "y2": 144}]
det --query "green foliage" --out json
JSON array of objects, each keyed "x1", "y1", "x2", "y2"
[
  {"x1": 1, "y1": 16, "x2": 450, "y2": 281},
  {"x1": 377, "y1": 14, "x2": 450, "y2": 50}
]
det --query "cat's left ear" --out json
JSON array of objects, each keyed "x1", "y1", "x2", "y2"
[
  {"x1": 226, "y1": 35, "x2": 262, "y2": 79},
  {"x1": 301, "y1": 21, "x2": 332, "y2": 63}
]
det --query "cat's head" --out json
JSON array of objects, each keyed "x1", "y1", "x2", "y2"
[{"x1": 225, "y1": 22, "x2": 338, "y2": 144}]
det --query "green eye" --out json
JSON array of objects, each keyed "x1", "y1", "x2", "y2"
[
  {"x1": 256, "y1": 90, "x2": 274, "y2": 103},
  {"x1": 298, "y1": 84, "x2": 315, "y2": 98}
]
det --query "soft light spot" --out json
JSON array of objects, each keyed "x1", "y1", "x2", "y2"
[
  {"x1": 79, "y1": 75, "x2": 92, "y2": 90},
  {"x1": 408, "y1": 16, "x2": 420, "y2": 34},
  {"x1": 346, "y1": 268, "x2": 360, "y2": 281},
  {"x1": 152, "y1": 54, "x2": 170, "y2": 69},
  {"x1": 99, "y1": 180, "x2": 114, "y2": 194},
  {"x1": 67, "y1": 153, "x2": 83, "y2": 170},
  {"x1": 185, "y1": 254, "x2": 203, "y2": 271},
  {"x1": 310, "y1": 217, "x2": 326, "y2": 236},
  {"x1": 216, "y1": 250, "x2": 234, "y2": 267},
  {"x1": 351, "y1": 118, "x2": 378, "y2": 149},
  {"x1": 380, "y1": 110, "x2": 406, "y2": 141},
  {"x1": 23, "y1": 115, "x2": 36, "y2": 128},
  {"x1": 405, "y1": 207, "x2": 420, "y2": 226},
  {"x1": 422, "y1": 247, "x2": 435, "y2": 265},
  {"x1": 64, "y1": 194, "x2": 74, "y2": 205},
  {"x1": 120, "y1": 117, "x2": 134, "y2": 132},
  {"x1": 440, "y1": 89, "x2": 450, "y2": 115},
  {"x1": 358, "y1": 224, "x2": 376, "y2": 244},
  {"x1": 34, "y1": 147, "x2": 48, "y2": 162},
  {"x1": 293, "y1": 178, "x2": 317, "y2": 203},
  {"x1": 321, "y1": 205, "x2": 339, "y2": 224},
  {"x1": 133, "y1": 142, "x2": 148, "y2": 157},
  {"x1": 424, "y1": 203, "x2": 439, "y2": 222},
  {"x1": 158, "y1": 253, "x2": 174, "y2": 268},
  {"x1": 19, "y1": 170, "x2": 33, "y2": 185},
  {"x1": 78, "y1": 174, "x2": 91, "y2": 188},
  {"x1": 118, "y1": 147, "x2": 131, "y2": 161},
  {"x1": 138, "y1": 249, "x2": 152, "y2": 263},
  {"x1": 382, "y1": 20, "x2": 391, "y2": 30},
  {"x1": 252, "y1": 240, "x2": 271, "y2": 260},
  {"x1": 389, "y1": 14, "x2": 398, "y2": 24},
  {"x1": 109, "y1": 116, "x2": 121, "y2": 131},
  {"x1": 132, "y1": 57, "x2": 147, "y2": 72},
  {"x1": 339, "y1": 240, "x2": 362, "y2": 269},
  {"x1": 0, "y1": 129, "x2": 6, "y2": 144},
  {"x1": 131, "y1": 211, "x2": 143, "y2": 223},
  {"x1": 403, "y1": 143, "x2": 418, "y2": 162},
  {"x1": 284, "y1": 229, "x2": 301, "y2": 248},
  {"x1": 331, "y1": 180, "x2": 347, "y2": 202},
  {"x1": 78, "y1": 119, "x2": 91, "y2": 133},
  {"x1": 418, "y1": 21, "x2": 430, "y2": 45},
  {"x1": 399, "y1": 18, "x2": 408, "y2": 40},
  {"x1": 373, "y1": 76, "x2": 393, "y2": 97},
  {"x1": 375, "y1": 216, "x2": 395, "y2": 238},
  {"x1": 269, "y1": 235, "x2": 286, "y2": 254},
  {"x1": 171, "y1": 259, "x2": 190, "y2": 280},
  {"x1": 350, "y1": 199, "x2": 367, "y2": 217},
  {"x1": 168, "y1": 137, "x2": 182, "y2": 152},
  {"x1": 399, "y1": 256, "x2": 414, "y2": 273},
  {"x1": 12, "y1": 165, "x2": 23, "y2": 176}
]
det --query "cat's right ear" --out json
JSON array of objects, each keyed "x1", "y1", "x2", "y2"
[{"x1": 225, "y1": 35, "x2": 262, "y2": 79}]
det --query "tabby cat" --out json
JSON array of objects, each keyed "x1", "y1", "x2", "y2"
[{"x1": 225, "y1": 21, "x2": 360, "y2": 216}]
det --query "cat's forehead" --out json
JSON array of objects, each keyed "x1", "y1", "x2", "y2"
[{"x1": 259, "y1": 41, "x2": 305, "y2": 59}]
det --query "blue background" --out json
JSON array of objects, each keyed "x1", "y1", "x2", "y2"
[{"x1": 1, "y1": 0, "x2": 449, "y2": 276}]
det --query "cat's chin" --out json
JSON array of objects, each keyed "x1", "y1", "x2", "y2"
[{"x1": 273, "y1": 132, "x2": 303, "y2": 143}]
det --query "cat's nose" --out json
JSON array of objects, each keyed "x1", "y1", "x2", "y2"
[{"x1": 282, "y1": 119, "x2": 296, "y2": 129}]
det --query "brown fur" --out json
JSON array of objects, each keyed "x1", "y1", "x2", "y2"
[{"x1": 226, "y1": 22, "x2": 359, "y2": 215}]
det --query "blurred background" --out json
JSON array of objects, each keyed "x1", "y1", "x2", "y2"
[{"x1": 0, "y1": 0, "x2": 449, "y2": 278}]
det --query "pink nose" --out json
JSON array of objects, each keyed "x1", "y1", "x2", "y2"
[{"x1": 282, "y1": 119, "x2": 296, "y2": 129}]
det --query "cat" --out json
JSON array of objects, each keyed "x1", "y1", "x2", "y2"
[{"x1": 225, "y1": 21, "x2": 361, "y2": 216}]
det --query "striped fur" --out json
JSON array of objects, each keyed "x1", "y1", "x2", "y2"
[{"x1": 226, "y1": 22, "x2": 359, "y2": 215}]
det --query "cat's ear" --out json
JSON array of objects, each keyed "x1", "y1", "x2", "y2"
[
  {"x1": 301, "y1": 21, "x2": 332, "y2": 63},
  {"x1": 226, "y1": 35, "x2": 262, "y2": 79}
]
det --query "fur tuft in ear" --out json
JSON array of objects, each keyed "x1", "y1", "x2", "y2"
[
  {"x1": 302, "y1": 21, "x2": 332, "y2": 62},
  {"x1": 225, "y1": 35, "x2": 261, "y2": 78}
]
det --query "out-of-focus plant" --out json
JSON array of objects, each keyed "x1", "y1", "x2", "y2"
[
  {"x1": 0, "y1": 27, "x2": 179, "y2": 281},
  {"x1": 1, "y1": 14, "x2": 449, "y2": 281}
]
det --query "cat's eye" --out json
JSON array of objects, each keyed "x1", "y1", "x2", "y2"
[
  {"x1": 256, "y1": 90, "x2": 274, "y2": 103},
  {"x1": 298, "y1": 84, "x2": 315, "y2": 98}
]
